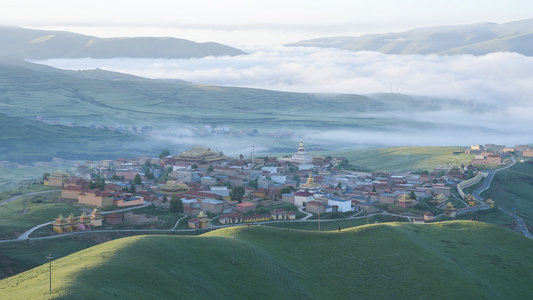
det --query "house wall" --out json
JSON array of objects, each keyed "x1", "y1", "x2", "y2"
[
  {"x1": 61, "y1": 188, "x2": 81, "y2": 200},
  {"x1": 328, "y1": 200, "x2": 352, "y2": 212},
  {"x1": 78, "y1": 194, "x2": 114, "y2": 207},
  {"x1": 114, "y1": 197, "x2": 144, "y2": 207},
  {"x1": 306, "y1": 204, "x2": 325, "y2": 214}
]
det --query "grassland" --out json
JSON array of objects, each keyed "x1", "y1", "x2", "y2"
[
  {"x1": 265, "y1": 214, "x2": 407, "y2": 231},
  {"x1": 0, "y1": 167, "x2": 71, "y2": 193},
  {"x1": 0, "y1": 189, "x2": 80, "y2": 240},
  {"x1": 319, "y1": 146, "x2": 473, "y2": 172},
  {"x1": 0, "y1": 58, "x2": 486, "y2": 164},
  {"x1": 482, "y1": 162, "x2": 533, "y2": 229},
  {"x1": 0, "y1": 112, "x2": 152, "y2": 163},
  {"x1": 0, "y1": 222, "x2": 531, "y2": 299}
]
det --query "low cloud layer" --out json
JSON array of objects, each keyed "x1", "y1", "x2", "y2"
[
  {"x1": 36, "y1": 47, "x2": 533, "y2": 105},
  {"x1": 34, "y1": 47, "x2": 533, "y2": 148}
]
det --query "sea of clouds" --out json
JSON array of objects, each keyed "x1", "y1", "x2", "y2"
[{"x1": 33, "y1": 47, "x2": 533, "y2": 150}]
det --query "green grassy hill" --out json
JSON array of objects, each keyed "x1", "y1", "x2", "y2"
[
  {"x1": 0, "y1": 26, "x2": 245, "y2": 59},
  {"x1": 288, "y1": 18, "x2": 533, "y2": 56},
  {"x1": 0, "y1": 112, "x2": 153, "y2": 163},
  {"x1": 0, "y1": 222, "x2": 531, "y2": 299},
  {"x1": 320, "y1": 146, "x2": 472, "y2": 172},
  {"x1": 482, "y1": 162, "x2": 533, "y2": 228}
]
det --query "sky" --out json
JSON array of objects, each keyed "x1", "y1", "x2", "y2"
[{"x1": 2, "y1": 0, "x2": 533, "y2": 48}]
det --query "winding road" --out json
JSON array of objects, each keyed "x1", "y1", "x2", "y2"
[{"x1": 470, "y1": 156, "x2": 532, "y2": 239}]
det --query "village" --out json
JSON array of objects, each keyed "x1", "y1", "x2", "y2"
[{"x1": 44, "y1": 142, "x2": 527, "y2": 234}]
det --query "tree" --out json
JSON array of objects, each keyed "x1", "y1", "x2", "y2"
[
  {"x1": 159, "y1": 149, "x2": 170, "y2": 159},
  {"x1": 278, "y1": 186, "x2": 294, "y2": 197},
  {"x1": 144, "y1": 160, "x2": 152, "y2": 168},
  {"x1": 42, "y1": 172, "x2": 50, "y2": 180},
  {"x1": 336, "y1": 182, "x2": 342, "y2": 189},
  {"x1": 191, "y1": 164, "x2": 198, "y2": 169},
  {"x1": 239, "y1": 154, "x2": 244, "y2": 160},
  {"x1": 162, "y1": 195, "x2": 168, "y2": 203},
  {"x1": 134, "y1": 174, "x2": 142, "y2": 185},
  {"x1": 409, "y1": 191, "x2": 417, "y2": 200},
  {"x1": 145, "y1": 169, "x2": 155, "y2": 180},
  {"x1": 207, "y1": 165, "x2": 214, "y2": 172},
  {"x1": 169, "y1": 195, "x2": 184, "y2": 214},
  {"x1": 231, "y1": 186, "x2": 245, "y2": 202},
  {"x1": 129, "y1": 183, "x2": 136, "y2": 193}
]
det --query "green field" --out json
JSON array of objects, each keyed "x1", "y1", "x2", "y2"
[
  {"x1": 265, "y1": 214, "x2": 407, "y2": 231},
  {"x1": 0, "y1": 167, "x2": 70, "y2": 193},
  {"x1": 0, "y1": 58, "x2": 491, "y2": 164},
  {"x1": 482, "y1": 162, "x2": 533, "y2": 228},
  {"x1": 0, "y1": 189, "x2": 79, "y2": 240},
  {"x1": 0, "y1": 222, "x2": 531, "y2": 299},
  {"x1": 319, "y1": 146, "x2": 473, "y2": 172}
]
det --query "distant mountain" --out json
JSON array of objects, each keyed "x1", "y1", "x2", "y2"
[
  {"x1": 0, "y1": 26, "x2": 246, "y2": 59},
  {"x1": 287, "y1": 19, "x2": 533, "y2": 56}
]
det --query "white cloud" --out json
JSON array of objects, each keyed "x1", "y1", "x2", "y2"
[
  {"x1": 33, "y1": 47, "x2": 533, "y2": 147},
  {"x1": 35, "y1": 47, "x2": 533, "y2": 105}
]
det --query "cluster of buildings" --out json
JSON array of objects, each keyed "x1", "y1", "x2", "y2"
[
  {"x1": 52, "y1": 209, "x2": 103, "y2": 233},
  {"x1": 467, "y1": 144, "x2": 533, "y2": 166},
  {"x1": 46, "y1": 141, "x2": 508, "y2": 233}
]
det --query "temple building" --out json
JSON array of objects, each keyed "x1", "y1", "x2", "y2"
[
  {"x1": 431, "y1": 194, "x2": 448, "y2": 208},
  {"x1": 188, "y1": 211, "x2": 210, "y2": 229},
  {"x1": 486, "y1": 199, "x2": 495, "y2": 208},
  {"x1": 398, "y1": 193, "x2": 414, "y2": 208},
  {"x1": 47, "y1": 171, "x2": 71, "y2": 187},
  {"x1": 290, "y1": 141, "x2": 313, "y2": 164},
  {"x1": 90, "y1": 208, "x2": 103, "y2": 227},
  {"x1": 299, "y1": 171, "x2": 321, "y2": 193},
  {"x1": 52, "y1": 211, "x2": 99, "y2": 233},
  {"x1": 174, "y1": 146, "x2": 226, "y2": 164},
  {"x1": 160, "y1": 181, "x2": 191, "y2": 196},
  {"x1": 444, "y1": 202, "x2": 457, "y2": 218},
  {"x1": 465, "y1": 194, "x2": 476, "y2": 206}
]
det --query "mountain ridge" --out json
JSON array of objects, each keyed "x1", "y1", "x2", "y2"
[
  {"x1": 287, "y1": 18, "x2": 533, "y2": 56},
  {"x1": 0, "y1": 26, "x2": 246, "y2": 59}
]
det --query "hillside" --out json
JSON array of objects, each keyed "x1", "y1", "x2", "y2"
[
  {"x1": 482, "y1": 162, "x2": 533, "y2": 228},
  {"x1": 320, "y1": 146, "x2": 473, "y2": 172},
  {"x1": 0, "y1": 222, "x2": 531, "y2": 299},
  {"x1": 0, "y1": 58, "x2": 477, "y2": 131},
  {"x1": 288, "y1": 18, "x2": 533, "y2": 56},
  {"x1": 0, "y1": 26, "x2": 245, "y2": 59},
  {"x1": 0, "y1": 112, "x2": 152, "y2": 163}
]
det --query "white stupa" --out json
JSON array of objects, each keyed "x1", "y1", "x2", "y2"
[{"x1": 290, "y1": 141, "x2": 313, "y2": 164}]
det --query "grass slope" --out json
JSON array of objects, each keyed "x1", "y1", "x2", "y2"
[
  {"x1": 1, "y1": 222, "x2": 532, "y2": 299},
  {"x1": 482, "y1": 162, "x2": 533, "y2": 228},
  {"x1": 0, "y1": 112, "x2": 152, "y2": 163},
  {"x1": 322, "y1": 146, "x2": 472, "y2": 172}
]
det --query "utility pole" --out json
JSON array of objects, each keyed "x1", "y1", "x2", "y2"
[
  {"x1": 318, "y1": 212, "x2": 321, "y2": 232},
  {"x1": 46, "y1": 253, "x2": 53, "y2": 294},
  {"x1": 232, "y1": 235, "x2": 235, "y2": 265}
]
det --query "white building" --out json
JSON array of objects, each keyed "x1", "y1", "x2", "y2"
[
  {"x1": 293, "y1": 191, "x2": 314, "y2": 207},
  {"x1": 328, "y1": 198, "x2": 353, "y2": 212}
]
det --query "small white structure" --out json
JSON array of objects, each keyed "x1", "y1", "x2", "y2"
[
  {"x1": 271, "y1": 175, "x2": 286, "y2": 184},
  {"x1": 328, "y1": 198, "x2": 353, "y2": 212}
]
